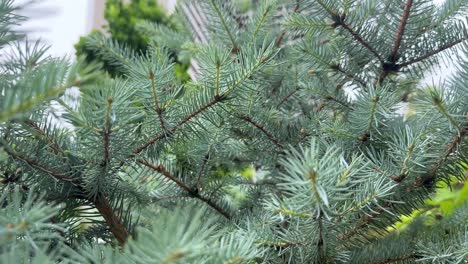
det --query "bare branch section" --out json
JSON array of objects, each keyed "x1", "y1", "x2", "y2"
[
  {"x1": 377, "y1": 0, "x2": 413, "y2": 84},
  {"x1": 138, "y1": 159, "x2": 231, "y2": 219},
  {"x1": 391, "y1": 0, "x2": 413, "y2": 60},
  {"x1": 93, "y1": 194, "x2": 129, "y2": 245},
  {"x1": 240, "y1": 115, "x2": 284, "y2": 149}
]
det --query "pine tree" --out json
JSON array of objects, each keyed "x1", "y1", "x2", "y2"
[{"x1": 1, "y1": 0, "x2": 467, "y2": 263}]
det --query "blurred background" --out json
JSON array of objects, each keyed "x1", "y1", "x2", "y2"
[{"x1": 17, "y1": 0, "x2": 177, "y2": 57}]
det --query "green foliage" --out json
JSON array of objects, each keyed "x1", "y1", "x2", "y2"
[
  {"x1": 104, "y1": 0, "x2": 166, "y2": 52},
  {"x1": 1, "y1": 0, "x2": 468, "y2": 263},
  {"x1": 75, "y1": 0, "x2": 189, "y2": 81}
]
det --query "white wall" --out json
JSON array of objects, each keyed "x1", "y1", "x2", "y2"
[
  {"x1": 17, "y1": 0, "x2": 177, "y2": 58},
  {"x1": 18, "y1": 0, "x2": 90, "y2": 58}
]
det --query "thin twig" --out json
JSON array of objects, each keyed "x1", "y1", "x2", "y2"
[
  {"x1": 340, "y1": 23, "x2": 384, "y2": 64},
  {"x1": 391, "y1": 0, "x2": 413, "y2": 60},
  {"x1": 239, "y1": 115, "x2": 284, "y2": 149},
  {"x1": 317, "y1": 213, "x2": 325, "y2": 261},
  {"x1": 333, "y1": 65, "x2": 368, "y2": 87},
  {"x1": 415, "y1": 125, "x2": 467, "y2": 187},
  {"x1": 277, "y1": 87, "x2": 300, "y2": 108},
  {"x1": 24, "y1": 120, "x2": 64, "y2": 156},
  {"x1": 398, "y1": 37, "x2": 467, "y2": 68},
  {"x1": 210, "y1": 0, "x2": 239, "y2": 52},
  {"x1": 196, "y1": 153, "x2": 210, "y2": 190},
  {"x1": 275, "y1": 0, "x2": 301, "y2": 47},
  {"x1": 101, "y1": 98, "x2": 113, "y2": 170},
  {"x1": 377, "y1": 0, "x2": 413, "y2": 85},
  {"x1": 324, "y1": 95, "x2": 352, "y2": 109},
  {"x1": 1, "y1": 141, "x2": 74, "y2": 183},
  {"x1": 139, "y1": 159, "x2": 231, "y2": 219}
]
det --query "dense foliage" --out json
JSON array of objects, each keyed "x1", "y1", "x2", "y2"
[{"x1": 1, "y1": 0, "x2": 467, "y2": 263}]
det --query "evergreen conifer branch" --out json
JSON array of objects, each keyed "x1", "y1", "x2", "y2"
[
  {"x1": 196, "y1": 152, "x2": 210, "y2": 190},
  {"x1": 23, "y1": 120, "x2": 65, "y2": 156},
  {"x1": 398, "y1": 36, "x2": 467, "y2": 68},
  {"x1": 331, "y1": 64, "x2": 367, "y2": 87},
  {"x1": 92, "y1": 194, "x2": 129, "y2": 245},
  {"x1": 138, "y1": 159, "x2": 231, "y2": 219},
  {"x1": 102, "y1": 98, "x2": 113, "y2": 168},
  {"x1": 391, "y1": 0, "x2": 413, "y2": 61},
  {"x1": 2, "y1": 0, "x2": 468, "y2": 262},
  {"x1": 239, "y1": 115, "x2": 284, "y2": 149},
  {"x1": 1, "y1": 141, "x2": 74, "y2": 183},
  {"x1": 209, "y1": 0, "x2": 239, "y2": 52},
  {"x1": 277, "y1": 86, "x2": 300, "y2": 108},
  {"x1": 415, "y1": 123, "x2": 467, "y2": 187},
  {"x1": 338, "y1": 22, "x2": 384, "y2": 65},
  {"x1": 0, "y1": 82, "x2": 72, "y2": 122},
  {"x1": 133, "y1": 95, "x2": 225, "y2": 155}
]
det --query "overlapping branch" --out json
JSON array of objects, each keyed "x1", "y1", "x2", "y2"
[
  {"x1": 239, "y1": 115, "x2": 284, "y2": 149},
  {"x1": 138, "y1": 159, "x2": 231, "y2": 219}
]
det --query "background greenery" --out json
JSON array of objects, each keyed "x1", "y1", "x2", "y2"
[{"x1": 75, "y1": 0, "x2": 190, "y2": 81}]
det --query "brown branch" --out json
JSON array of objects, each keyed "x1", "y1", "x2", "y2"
[
  {"x1": 324, "y1": 95, "x2": 352, "y2": 109},
  {"x1": 133, "y1": 96, "x2": 224, "y2": 155},
  {"x1": 6, "y1": 150, "x2": 74, "y2": 183},
  {"x1": 93, "y1": 194, "x2": 129, "y2": 245},
  {"x1": 277, "y1": 87, "x2": 300, "y2": 108},
  {"x1": 24, "y1": 120, "x2": 64, "y2": 156},
  {"x1": 138, "y1": 159, "x2": 231, "y2": 219},
  {"x1": 398, "y1": 37, "x2": 467, "y2": 68},
  {"x1": 275, "y1": 0, "x2": 301, "y2": 47},
  {"x1": 369, "y1": 253, "x2": 416, "y2": 264},
  {"x1": 391, "y1": 0, "x2": 413, "y2": 61},
  {"x1": 332, "y1": 65, "x2": 368, "y2": 87},
  {"x1": 156, "y1": 109, "x2": 167, "y2": 132},
  {"x1": 377, "y1": 0, "x2": 413, "y2": 85},
  {"x1": 340, "y1": 23, "x2": 384, "y2": 64},
  {"x1": 240, "y1": 115, "x2": 284, "y2": 149},
  {"x1": 415, "y1": 125, "x2": 467, "y2": 187},
  {"x1": 338, "y1": 206, "x2": 388, "y2": 241},
  {"x1": 2, "y1": 135, "x2": 130, "y2": 245},
  {"x1": 102, "y1": 97, "x2": 113, "y2": 168}
]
